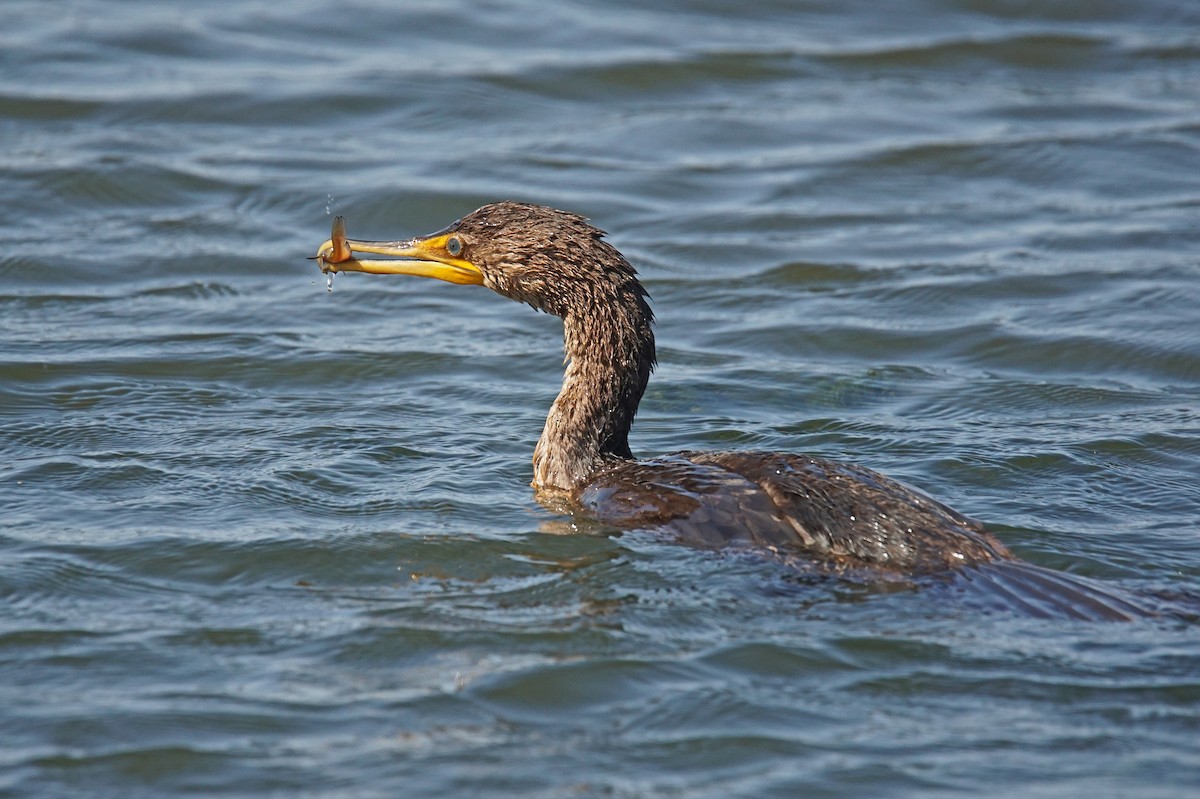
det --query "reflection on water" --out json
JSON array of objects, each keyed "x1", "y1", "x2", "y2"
[{"x1": 2, "y1": 0, "x2": 1198, "y2": 796}]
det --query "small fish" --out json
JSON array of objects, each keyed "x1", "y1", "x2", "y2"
[
  {"x1": 328, "y1": 215, "x2": 352, "y2": 263},
  {"x1": 309, "y1": 215, "x2": 354, "y2": 282}
]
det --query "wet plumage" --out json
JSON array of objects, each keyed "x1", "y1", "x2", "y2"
[{"x1": 316, "y1": 201, "x2": 1157, "y2": 619}]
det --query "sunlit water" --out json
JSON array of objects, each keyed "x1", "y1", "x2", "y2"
[{"x1": 2, "y1": 1, "x2": 1199, "y2": 796}]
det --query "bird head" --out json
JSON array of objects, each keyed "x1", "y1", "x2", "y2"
[{"x1": 314, "y1": 201, "x2": 638, "y2": 317}]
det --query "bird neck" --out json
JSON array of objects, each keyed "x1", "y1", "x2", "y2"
[{"x1": 532, "y1": 291, "x2": 654, "y2": 493}]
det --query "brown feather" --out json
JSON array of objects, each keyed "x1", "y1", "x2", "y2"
[{"x1": 396, "y1": 202, "x2": 1157, "y2": 617}]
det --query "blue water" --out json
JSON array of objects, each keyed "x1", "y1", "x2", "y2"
[{"x1": 2, "y1": 1, "x2": 1199, "y2": 796}]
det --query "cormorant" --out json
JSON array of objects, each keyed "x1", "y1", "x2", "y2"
[{"x1": 314, "y1": 202, "x2": 1153, "y2": 620}]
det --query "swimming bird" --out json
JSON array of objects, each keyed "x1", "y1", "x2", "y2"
[{"x1": 314, "y1": 201, "x2": 1152, "y2": 619}]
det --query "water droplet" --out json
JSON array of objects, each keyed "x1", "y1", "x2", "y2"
[{"x1": 326, "y1": 272, "x2": 334, "y2": 292}]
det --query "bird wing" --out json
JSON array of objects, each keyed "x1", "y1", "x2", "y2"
[{"x1": 579, "y1": 451, "x2": 1010, "y2": 574}]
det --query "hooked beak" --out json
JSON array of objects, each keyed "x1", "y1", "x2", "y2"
[{"x1": 312, "y1": 216, "x2": 483, "y2": 286}]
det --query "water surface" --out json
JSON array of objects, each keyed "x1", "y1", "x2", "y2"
[{"x1": 2, "y1": 1, "x2": 1199, "y2": 796}]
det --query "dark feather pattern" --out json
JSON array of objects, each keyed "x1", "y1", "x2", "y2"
[{"x1": 409, "y1": 202, "x2": 1158, "y2": 619}]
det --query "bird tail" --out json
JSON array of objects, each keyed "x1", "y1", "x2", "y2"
[{"x1": 950, "y1": 560, "x2": 1159, "y2": 621}]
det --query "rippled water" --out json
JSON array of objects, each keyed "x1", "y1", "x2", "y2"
[{"x1": 3, "y1": 1, "x2": 1199, "y2": 796}]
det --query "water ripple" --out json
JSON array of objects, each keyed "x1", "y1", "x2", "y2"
[{"x1": 3, "y1": 1, "x2": 1199, "y2": 797}]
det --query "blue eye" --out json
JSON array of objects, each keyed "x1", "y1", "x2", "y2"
[{"x1": 446, "y1": 236, "x2": 463, "y2": 256}]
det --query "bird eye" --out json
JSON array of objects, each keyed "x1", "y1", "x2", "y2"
[{"x1": 446, "y1": 236, "x2": 463, "y2": 257}]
